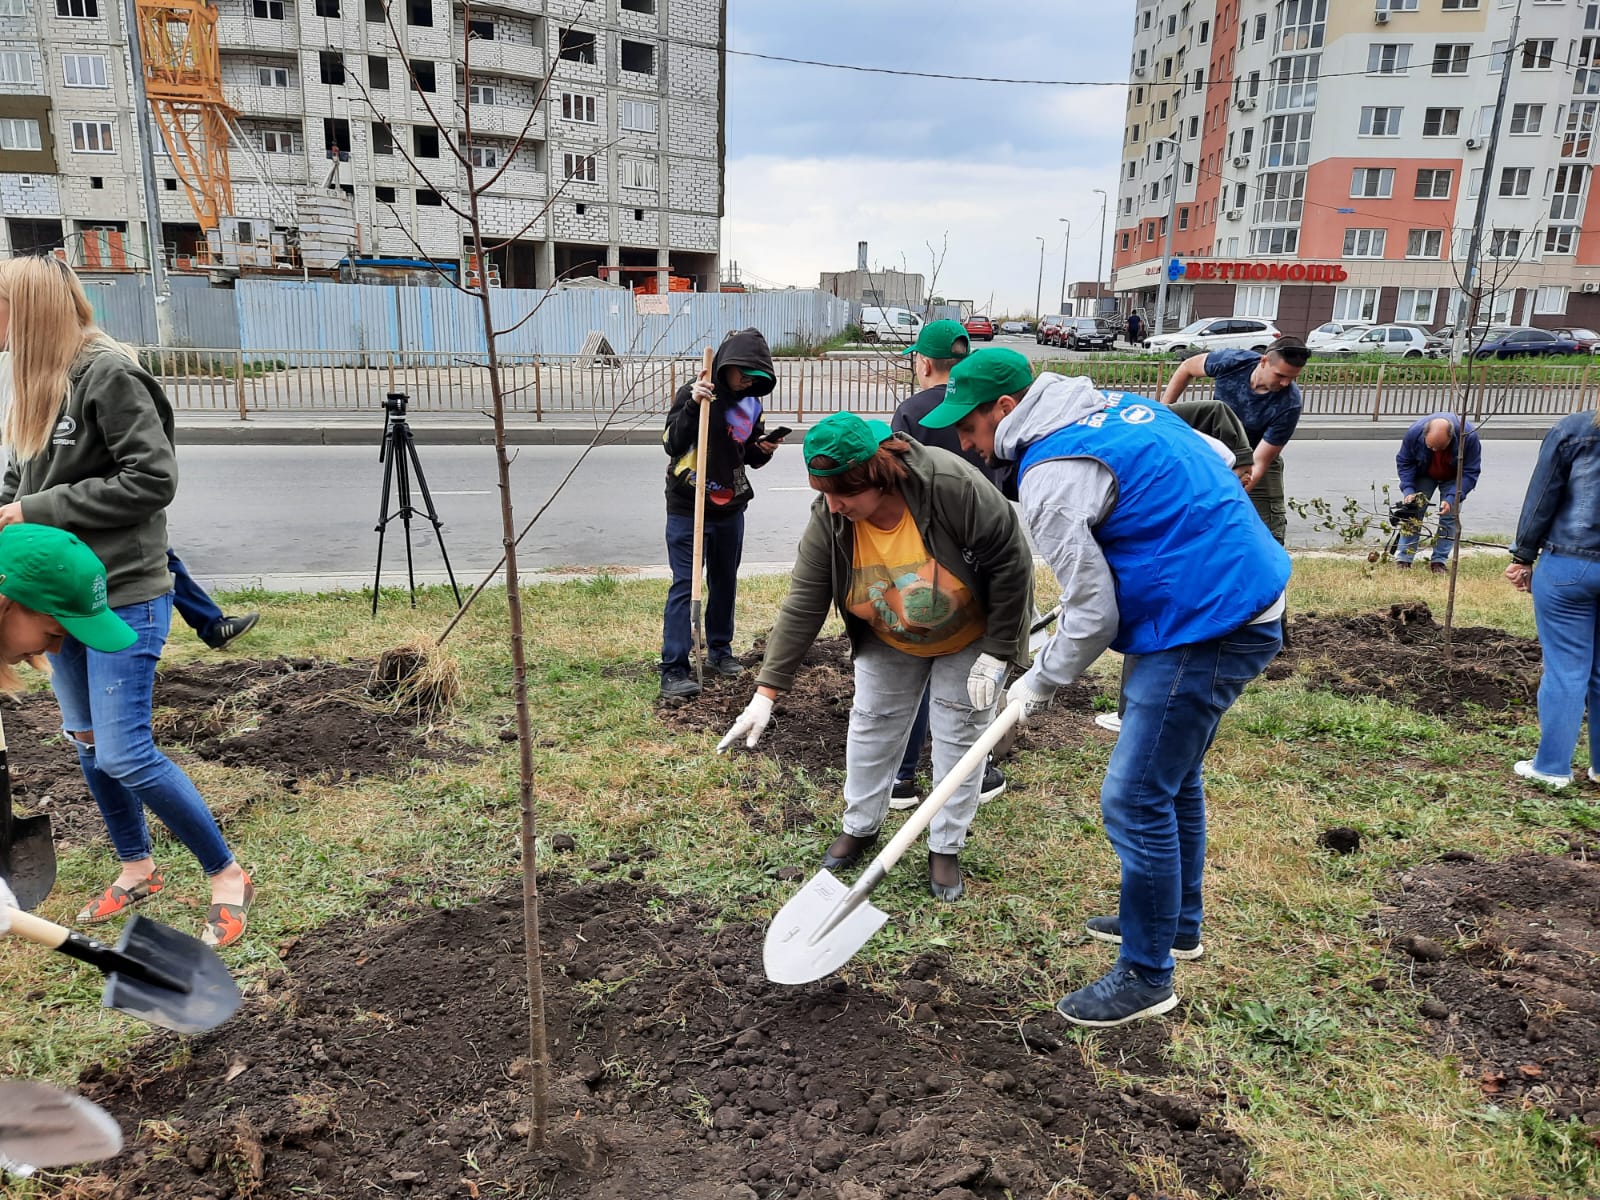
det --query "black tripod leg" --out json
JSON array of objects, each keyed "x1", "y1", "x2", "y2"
[
  {"x1": 395, "y1": 427, "x2": 419, "y2": 608},
  {"x1": 404, "y1": 434, "x2": 464, "y2": 607},
  {"x1": 372, "y1": 424, "x2": 399, "y2": 617}
]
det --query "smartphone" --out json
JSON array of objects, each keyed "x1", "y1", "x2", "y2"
[{"x1": 767, "y1": 426, "x2": 794, "y2": 441}]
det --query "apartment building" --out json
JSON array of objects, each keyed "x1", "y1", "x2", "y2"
[
  {"x1": 1111, "y1": 0, "x2": 1600, "y2": 336},
  {"x1": 0, "y1": 0, "x2": 725, "y2": 289}
]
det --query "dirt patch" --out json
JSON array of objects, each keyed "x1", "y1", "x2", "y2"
[
  {"x1": 1380, "y1": 852, "x2": 1600, "y2": 1119},
  {"x1": 75, "y1": 879, "x2": 1262, "y2": 1199},
  {"x1": 1281, "y1": 602, "x2": 1542, "y2": 722},
  {"x1": 658, "y1": 635, "x2": 1105, "y2": 780}
]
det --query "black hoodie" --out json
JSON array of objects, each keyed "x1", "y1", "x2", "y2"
[{"x1": 663, "y1": 327, "x2": 777, "y2": 519}]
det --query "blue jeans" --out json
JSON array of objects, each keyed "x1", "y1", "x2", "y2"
[
  {"x1": 661, "y1": 511, "x2": 744, "y2": 673},
  {"x1": 167, "y1": 549, "x2": 225, "y2": 642},
  {"x1": 1395, "y1": 478, "x2": 1460, "y2": 565},
  {"x1": 1531, "y1": 552, "x2": 1600, "y2": 778},
  {"x1": 896, "y1": 685, "x2": 932, "y2": 782},
  {"x1": 49, "y1": 592, "x2": 235, "y2": 876},
  {"x1": 1101, "y1": 620, "x2": 1282, "y2": 986}
]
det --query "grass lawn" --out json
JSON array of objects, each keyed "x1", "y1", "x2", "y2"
[{"x1": 3, "y1": 556, "x2": 1596, "y2": 1198}]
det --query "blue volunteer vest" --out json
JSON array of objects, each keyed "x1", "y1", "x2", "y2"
[{"x1": 1017, "y1": 391, "x2": 1291, "y2": 655}]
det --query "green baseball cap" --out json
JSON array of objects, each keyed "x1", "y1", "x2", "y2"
[
  {"x1": 802, "y1": 412, "x2": 894, "y2": 477},
  {"x1": 741, "y1": 367, "x2": 772, "y2": 380},
  {"x1": 919, "y1": 348, "x2": 1035, "y2": 429},
  {"x1": 900, "y1": 319, "x2": 971, "y2": 359},
  {"x1": 0, "y1": 524, "x2": 135, "y2": 652}
]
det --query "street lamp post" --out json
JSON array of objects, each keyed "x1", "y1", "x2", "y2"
[
  {"x1": 1057, "y1": 217, "x2": 1070, "y2": 315},
  {"x1": 1092, "y1": 188, "x2": 1107, "y2": 318},
  {"x1": 1034, "y1": 235, "x2": 1045, "y2": 323},
  {"x1": 1153, "y1": 137, "x2": 1182, "y2": 337}
]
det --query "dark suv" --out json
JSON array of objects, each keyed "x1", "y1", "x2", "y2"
[{"x1": 1053, "y1": 316, "x2": 1116, "y2": 351}]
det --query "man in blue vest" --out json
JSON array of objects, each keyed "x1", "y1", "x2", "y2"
[{"x1": 921, "y1": 348, "x2": 1290, "y2": 1027}]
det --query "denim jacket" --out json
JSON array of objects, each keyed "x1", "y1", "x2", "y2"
[{"x1": 1510, "y1": 411, "x2": 1600, "y2": 564}]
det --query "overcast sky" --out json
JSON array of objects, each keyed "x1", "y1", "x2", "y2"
[{"x1": 721, "y1": 2, "x2": 1130, "y2": 316}]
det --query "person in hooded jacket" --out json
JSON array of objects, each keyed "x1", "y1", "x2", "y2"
[{"x1": 660, "y1": 328, "x2": 784, "y2": 698}]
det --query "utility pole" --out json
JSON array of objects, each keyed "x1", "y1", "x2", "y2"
[
  {"x1": 1093, "y1": 188, "x2": 1107, "y2": 317},
  {"x1": 1453, "y1": 0, "x2": 1520, "y2": 364},
  {"x1": 121, "y1": 0, "x2": 173, "y2": 346},
  {"x1": 1153, "y1": 138, "x2": 1182, "y2": 337},
  {"x1": 1057, "y1": 217, "x2": 1071, "y2": 315},
  {"x1": 1034, "y1": 236, "x2": 1045, "y2": 320}
]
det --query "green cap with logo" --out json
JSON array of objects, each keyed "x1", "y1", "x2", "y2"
[
  {"x1": 802, "y1": 411, "x2": 894, "y2": 477},
  {"x1": 919, "y1": 347, "x2": 1036, "y2": 429},
  {"x1": 0, "y1": 524, "x2": 136, "y2": 652},
  {"x1": 900, "y1": 319, "x2": 971, "y2": 359}
]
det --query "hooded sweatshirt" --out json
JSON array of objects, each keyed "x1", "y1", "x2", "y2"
[{"x1": 663, "y1": 327, "x2": 777, "y2": 520}]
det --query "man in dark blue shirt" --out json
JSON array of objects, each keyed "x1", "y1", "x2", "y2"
[{"x1": 1160, "y1": 336, "x2": 1310, "y2": 543}]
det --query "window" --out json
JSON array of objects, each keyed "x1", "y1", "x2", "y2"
[
  {"x1": 1581, "y1": 37, "x2": 1600, "y2": 97},
  {"x1": 1422, "y1": 107, "x2": 1460, "y2": 137},
  {"x1": 559, "y1": 27, "x2": 596, "y2": 64},
  {"x1": 563, "y1": 152, "x2": 596, "y2": 182},
  {"x1": 1406, "y1": 229, "x2": 1443, "y2": 258},
  {"x1": 1498, "y1": 167, "x2": 1530, "y2": 196},
  {"x1": 1551, "y1": 165, "x2": 1587, "y2": 221},
  {"x1": 1467, "y1": 167, "x2": 1482, "y2": 197},
  {"x1": 416, "y1": 188, "x2": 442, "y2": 206},
  {"x1": 0, "y1": 0, "x2": 27, "y2": 13},
  {"x1": 1489, "y1": 40, "x2": 1508, "y2": 74},
  {"x1": 0, "y1": 117, "x2": 40, "y2": 149},
  {"x1": 469, "y1": 144, "x2": 496, "y2": 169},
  {"x1": 258, "y1": 65, "x2": 290, "y2": 87},
  {"x1": 1396, "y1": 288, "x2": 1436, "y2": 323},
  {"x1": 375, "y1": 185, "x2": 396, "y2": 203},
  {"x1": 1350, "y1": 167, "x2": 1394, "y2": 197},
  {"x1": 55, "y1": 0, "x2": 97, "y2": 16},
  {"x1": 319, "y1": 50, "x2": 344, "y2": 84},
  {"x1": 1367, "y1": 43, "x2": 1409, "y2": 74},
  {"x1": 364, "y1": 0, "x2": 380, "y2": 20},
  {"x1": 261, "y1": 129, "x2": 295, "y2": 153},
  {"x1": 1545, "y1": 225, "x2": 1577, "y2": 254},
  {"x1": 619, "y1": 39, "x2": 654, "y2": 74},
  {"x1": 313, "y1": 0, "x2": 336, "y2": 15},
  {"x1": 1252, "y1": 12, "x2": 1266, "y2": 40},
  {"x1": 1198, "y1": 18, "x2": 1209, "y2": 43},
  {"x1": 1262, "y1": 111, "x2": 1313, "y2": 167},
  {"x1": 1563, "y1": 102, "x2": 1597, "y2": 157},
  {"x1": 413, "y1": 126, "x2": 439, "y2": 157},
  {"x1": 621, "y1": 157, "x2": 655, "y2": 189},
  {"x1": 322, "y1": 116, "x2": 349, "y2": 153},
  {"x1": 1521, "y1": 38, "x2": 1554, "y2": 69},
  {"x1": 620, "y1": 0, "x2": 654, "y2": 11},
  {"x1": 70, "y1": 119, "x2": 114, "y2": 152},
  {"x1": 1178, "y1": 206, "x2": 1189, "y2": 230},
  {"x1": 1487, "y1": 228, "x2": 1521, "y2": 257},
  {"x1": 1267, "y1": 51, "x2": 1319, "y2": 110},
  {"x1": 561, "y1": 92, "x2": 596, "y2": 123},
  {"x1": 252, "y1": 0, "x2": 283, "y2": 16},
  {"x1": 1145, "y1": 220, "x2": 1156, "y2": 242},
  {"x1": 1376, "y1": 0, "x2": 1417, "y2": 9},
  {"x1": 410, "y1": 59, "x2": 435, "y2": 91},
  {"x1": 1120, "y1": 232, "x2": 1130, "y2": 251},
  {"x1": 0, "y1": 50, "x2": 30, "y2": 82},
  {"x1": 1440, "y1": 0, "x2": 1478, "y2": 7},
  {"x1": 62, "y1": 53, "x2": 106, "y2": 87},
  {"x1": 467, "y1": 83, "x2": 494, "y2": 105},
  {"x1": 1415, "y1": 169, "x2": 1452, "y2": 199},
  {"x1": 1237, "y1": 285, "x2": 1280, "y2": 319},
  {"x1": 1333, "y1": 288, "x2": 1380, "y2": 322},
  {"x1": 407, "y1": 0, "x2": 431, "y2": 25},
  {"x1": 1359, "y1": 106, "x2": 1402, "y2": 135},
  {"x1": 1432, "y1": 43, "x2": 1469, "y2": 75},
  {"x1": 1509, "y1": 103, "x2": 1543, "y2": 134},
  {"x1": 1342, "y1": 228, "x2": 1387, "y2": 257},
  {"x1": 370, "y1": 121, "x2": 392, "y2": 154},
  {"x1": 467, "y1": 17, "x2": 493, "y2": 38},
  {"x1": 358, "y1": 55, "x2": 384, "y2": 89},
  {"x1": 1533, "y1": 285, "x2": 1568, "y2": 314},
  {"x1": 1250, "y1": 227, "x2": 1299, "y2": 255}
]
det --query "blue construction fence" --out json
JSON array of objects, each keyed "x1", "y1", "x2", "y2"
[{"x1": 78, "y1": 274, "x2": 853, "y2": 359}]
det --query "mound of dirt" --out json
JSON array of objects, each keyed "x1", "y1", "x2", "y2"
[
  {"x1": 1283, "y1": 602, "x2": 1542, "y2": 722},
  {"x1": 75, "y1": 879, "x2": 1261, "y2": 1199},
  {"x1": 658, "y1": 635, "x2": 1103, "y2": 779},
  {"x1": 1380, "y1": 852, "x2": 1600, "y2": 1119}
]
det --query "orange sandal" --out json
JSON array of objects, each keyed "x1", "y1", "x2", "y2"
[
  {"x1": 76, "y1": 867, "x2": 165, "y2": 925},
  {"x1": 201, "y1": 874, "x2": 254, "y2": 948}
]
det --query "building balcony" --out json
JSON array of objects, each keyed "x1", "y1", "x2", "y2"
[
  {"x1": 227, "y1": 85, "x2": 305, "y2": 119},
  {"x1": 462, "y1": 103, "x2": 544, "y2": 141},
  {"x1": 215, "y1": 11, "x2": 300, "y2": 53},
  {"x1": 476, "y1": 165, "x2": 545, "y2": 199},
  {"x1": 459, "y1": 38, "x2": 545, "y2": 81}
]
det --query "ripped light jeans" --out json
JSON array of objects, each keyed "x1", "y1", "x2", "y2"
[
  {"x1": 48, "y1": 591, "x2": 235, "y2": 876},
  {"x1": 840, "y1": 638, "x2": 990, "y2": 855}
]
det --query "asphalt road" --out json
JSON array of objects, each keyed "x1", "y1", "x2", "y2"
[{"x1": 169, "y1": 439, "x2": 1539, "y2": 591}]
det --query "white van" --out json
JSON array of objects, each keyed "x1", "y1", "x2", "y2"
[{"x1": 859, "y1": 306, "x2": 923, "y2": 345}]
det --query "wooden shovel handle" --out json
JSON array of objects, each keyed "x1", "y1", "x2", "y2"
[
  {"x1": 6, "y1": 908, "x2": 70, "y2": 951},
  {"x1": 690, "y1": 346, "x2": 715, "y2": 606}
]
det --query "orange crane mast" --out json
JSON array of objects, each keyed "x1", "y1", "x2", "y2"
[{"x1": 133, "y1": 0, "x2": 234, "y2": 233}]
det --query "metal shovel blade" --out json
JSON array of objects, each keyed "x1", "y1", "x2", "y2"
[
  {"x1": 3, "y1": 812, "x2": 56, "y2": 912},
  {"x1": 102, "y1": 914, "x2": 242, "y2": 1034},
  {"x1": 762, "y1": 868, "x2": 890, "y2": 985},
  {"x1": 0, "y1": 1081, "x2": 122, "y2": 1169}
]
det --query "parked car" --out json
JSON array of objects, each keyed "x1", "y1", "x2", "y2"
[
  {"x1": 1431, "y1": 323, "x2": 1490, "y2": 344},
  {"x1": 860, "y1": 306, "x2": 923, "y2": 345},
  {"x1": 1554, "y1": 327, "x2": 1600, "y2": 354},
  {"x1": 1306, "y1": 320, "x2": 1374, "y2": 350},
  {"x1": 1144, "y1": 316, "x2": 1281, "y2": 357},
  {"x1": 1051, "y1": 316, "x2": 1116, "y2": 352},
  {"x1": 963, "y1": 314, "x2": 996, "y2": 341},
  {"x1": 1317, "y1": 323, "x2": 1445, "y2": 359},
  {"x1": 1036, "y1": 314, "x2": 1067, "y2": 344},
  {"x1": 999, "y1": 320, "x2": 1028, "y2": 335},
  {"x1": 1470, "y1": 326, "x2": 1582, "y2": 359}
]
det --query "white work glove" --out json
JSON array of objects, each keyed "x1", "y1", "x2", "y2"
[
  {"x1": 691, "y1": 378, "x2": 715, "y2": 405},
  {"x1": 966, "y1": 653, "x2": 1008, "y2": 710},
  {"x1": 0, "y1": 876, "x2": 14, "y2": 934},
  {"x1": 1005, "y1": 674, "x2": 1056, "y2": 723},
  {"x1": 716, "y1": 693, "x2": 774, "y2": 753}
]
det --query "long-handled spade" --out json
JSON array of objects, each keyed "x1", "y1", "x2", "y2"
[
  {"x1": 764, "y1": 699, "x2": 1026, "y2": 985},
  {"x1": 0, "y1": 1081, "x2": 121, "y2": 1173},
  {"x1": 689, "y1": 345, "x2": 716, "y2": 686},
  {"x1": 5, "y1": 909, "x2": 241, "y2": 1034},
  {"x1": 0, "y1": 708, "x2": 56, "y2": 911}
]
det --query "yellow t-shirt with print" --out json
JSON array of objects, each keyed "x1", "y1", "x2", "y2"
[{"x1": 847, "y1": 507, "x2": 985, "y2": 657}]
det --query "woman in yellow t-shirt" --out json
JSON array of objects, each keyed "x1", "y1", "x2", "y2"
[{"x1": 718, "y1": 412, "x2": 1034, "y2": 901}]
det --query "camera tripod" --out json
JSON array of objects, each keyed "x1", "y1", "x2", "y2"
[{"x1": 372, "y1": 392, "x2": 463, "y2": 615}]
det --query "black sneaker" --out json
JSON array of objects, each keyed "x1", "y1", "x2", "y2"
[
  {"x1": 708, "y1": 656, "x2": 745, "y2": 678},
  {"x1": 1055, "y1": 964, "x2": 1178, "y2": 1028},
  {"x1": 659, "y1": 669, "x2": 701, "y2": 699},
  {"x1": 889, "y1": 778, "x2": 920, "y2": 811},
  {"x1": 205, "y1": 612, "x2": 259, "y2": 650},
  {"x1": 978, "y1": 764, "x2": 1007, "y2": 805},
  {"x1": 1084, "y1": 914, "x2": 1204, "y2": 960}
]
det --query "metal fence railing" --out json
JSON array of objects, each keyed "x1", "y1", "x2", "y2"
[{"x1": 138, "y1": 348, "x2": 1597, "y2": 424}]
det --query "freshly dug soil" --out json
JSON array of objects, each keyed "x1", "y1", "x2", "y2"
[
  {"x1": 1282, "y1": 602, "x2": 1542, "y2": 722},
  {"x1": 74, "y1": 879, "x2": 1262, "y2": 1199},
  {"x1": 1379, "y1": 851, "x2": 1600, "y2": 1118}
]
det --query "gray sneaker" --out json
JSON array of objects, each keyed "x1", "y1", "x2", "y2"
[
  {"x1": 1085, "y1": 914, "x2": 1204, "y2": 960},
  {"x1": 659, "y1": 669, "x2": 701, "y2": 699},
  {"x1": 1056, "y1": 964, "x2": 1178, "y2": 1028}
]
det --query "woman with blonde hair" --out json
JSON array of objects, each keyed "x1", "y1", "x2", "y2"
[{"x1": 0, "y1": 255, "x2": 252, "y2": 946}]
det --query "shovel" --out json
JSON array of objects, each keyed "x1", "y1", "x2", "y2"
[
  {"x1": 765, "y1": 699, "x2": 1026, "y2": 985},
  {"x1": 0, "y1": 1081, "x2": 121, "y2": 1172},
  {"x1": 0, "y1": 708, "x2": 55, "y2": 911},
  {"x1": 5, "y1": 909, "x2": 241, "y2": 1034},
  {"x1": 688, "y1": 345, "x2": 716, "y2": 686}
]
